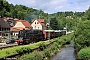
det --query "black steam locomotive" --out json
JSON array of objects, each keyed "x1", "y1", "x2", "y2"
[{"x1": 16, "y1": 29, "x2": 66, "y2": 45}]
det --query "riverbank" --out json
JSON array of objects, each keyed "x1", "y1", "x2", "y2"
[{"x1": 50, "y1": 41, "x2": 76, "y2": 60}]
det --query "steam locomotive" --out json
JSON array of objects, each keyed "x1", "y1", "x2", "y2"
[{"x1": 16, "y1": 29, "x2": 66, "y2": 45}]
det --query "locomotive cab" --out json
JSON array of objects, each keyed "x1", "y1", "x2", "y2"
[{"x1": 16, "y1": 37, "x2": 24, "y2": 45}]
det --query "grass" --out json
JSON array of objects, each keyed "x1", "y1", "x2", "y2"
[{"x1": 0, "y1": 40, "x2": 54, "y2": 58}]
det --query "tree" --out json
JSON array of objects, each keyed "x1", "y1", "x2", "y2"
[
  {"x1": 74, "y1": 20, "x2": 90, "y2": 50},
  {"x1": 84, "y1": 7, "x2": 90, "y2": 20},
  {"x1": 50, "y1": 18, "x2": 59, "y2": 30}
]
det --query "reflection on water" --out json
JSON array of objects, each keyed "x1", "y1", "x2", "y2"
[{"x1": 51, "y1": 41, "x2": 76, "y2": 60}]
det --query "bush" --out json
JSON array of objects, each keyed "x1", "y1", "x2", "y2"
[
  {"x1": 78, "y1": 47, "x2": 90, "y2": 59},
  {"x1": 38, "y1": 42, "x2": 46, "y2": 51},
  {"x1": 50, "y1": 42, "x2": 58, "y2": 53},
  {"x1": 74, "y1": 21, "x2": 90, "y2": 49},
  {"x1": 33, "y1": 51, "x2": 43, "y2": 60},
  {"x1": 18, "y1": 51, "x2": 43, "y2": 60},
  {"x1": 55, "y1": 38, "x2": 62, "y2": 45},
  {"x1": 2, "y1": 36, "x2": 7, "y2": 39},
  {"x1": 43, "y1": 49, "x2": 51, "y2": 58},
  {"x1": 6, "y1": 51, "x2": 10, "y2": 55},
  {"x1": 16, "y1": 47, "x2": 32, "y2": 54}
]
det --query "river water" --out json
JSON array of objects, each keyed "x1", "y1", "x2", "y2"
[{"x1": 51, "y1": 41, "x2": 76, "y2": 60}]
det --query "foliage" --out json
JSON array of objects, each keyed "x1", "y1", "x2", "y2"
[
  {"x1": 78, "y1": 47, "x2": 90, "y2": 59},
  {"x1": 38, "y1": 42, "x2": 46, "y2": 51},
  {"x1": 16, "y1": 47, "x2": 32, "y2": 54},
  {"x1": 2, "y1": 36, "x2": 7, "y2": 39},
  {"x1": 0, "y1": 40, "x2": 51, "y2": 58},
  {"x1": 50, "y1": 17, "x2": 59, "y2": 30},
  {"x1": 84, "y1": 7, "x2": 90, "y2": 20},
  {"x1": 43, "y1": 49, "x2": 51, "y2": 57},
  {"x1": 74, "y1": 20, "x2": 90, "y2": 50},
  {"x1": 6, "y1": 51, "x2": 10, "y2": 55},
  {"x1": 18, "y1": 51, "x2": 43, "y2": 60}
]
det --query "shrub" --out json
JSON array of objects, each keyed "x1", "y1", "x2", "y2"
[
  {"x1": 38, "y1": 42, "x2": 46, "y2": 51},
  {"x1": 43, "y1": 49, "x2": 51, "y2": 58},
  {"x1": 18, "y1": 51, "x2": 43, "y2": 60},
  {"x1": 6, "y1": 51, "x2": 10, "y2": 55},
  {"x1": 16, "y1": 48, "x2": 24, "y2": 54},
  {"x1": 2, "y1": 36, "x2": 7, "y2": 39},
  {"x1": 16, "y1": 47, "x2": 32, "y2": 54},
  {"x1": 55, "y1": 38, "x2": 62, "y2": 45},
  {"x1": 34, "y1": 51, "x2": 43, "y2": 60},
  {"x1": 50, "y1": 42, "x2": 59, "y2": 53},
  {"x1": 78, "y1": 47, "x2": 90, "y2": 59}
]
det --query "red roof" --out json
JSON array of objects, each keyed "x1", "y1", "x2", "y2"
[
  {"x1": 18, "y1": 20, "x2": 32, "y2": 27},
  {"x1": 38, "y1": 19, "x2": 45, "y2": 23},
  {"x1": 32, "y1": 19, "x2": 45, "y2": 23}
]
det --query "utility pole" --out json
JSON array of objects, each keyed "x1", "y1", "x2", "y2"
[{"x1": 48, "y1": 15, "x2": 50, "y2": 40}]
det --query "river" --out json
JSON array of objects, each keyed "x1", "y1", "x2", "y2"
[{"x1": 50, "y1": 41, "x2": 76, "y2": 60}]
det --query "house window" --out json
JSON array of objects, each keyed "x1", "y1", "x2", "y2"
[
  {"x1": 35, "y1": 26, "x2": 36, "y2": 29},
  {"x1": 35, "y1": 22, "x2": 36, "y2": 24},
  {"x1": 6, "y1": 34, "x2": 8, "y2": 36}
]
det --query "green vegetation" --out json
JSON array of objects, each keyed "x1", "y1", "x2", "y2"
[
  {"x1": 78, "y1": 47, "x2": 90, "y2": 60},
  {"x1": 73, "y1": 7, "x2": 90, "y2": 59},
  {"x1": 38, "y1": 42, "x2": 46, "y2": 51},
  {"x1": 74, "y1": 20, "x2": 90, "y2": 50},
  {"x1": 2, "y1": 36, "x2": 7, "y2": 39},
  {"x1": 0, "y1": 40, "x2": 54, "y2": 59},
  {"x1": 0, "y1": 47, "x2": 18, "y2": 58},
  {"x1": 16, "y1": 47, "x2": 32, "y2": 54}
]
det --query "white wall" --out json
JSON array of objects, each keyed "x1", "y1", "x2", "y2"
[
  {"x1": 14, "y1": 22, "x2": 25, "y2": 28},
  {"x1": 31, "y1": 20, "x2": 42, "y2": 30}
]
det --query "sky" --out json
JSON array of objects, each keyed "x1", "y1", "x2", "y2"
[{"x1": 6, "y1": 0, "x2": 90, "y2": 14}]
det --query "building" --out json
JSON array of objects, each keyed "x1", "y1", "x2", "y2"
[
  {"x1": 0, "y1": 18, "x2": 11, "y2": 39},
  {"x1": 4, "y1": 17, "x2": 15, "y2": 27},
  {"x1": 31, "y1": 19, "x2": 47, "y2": 30},
  {"x1": 11, "y1": 20, "x2": 32, "y2": 36}
]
